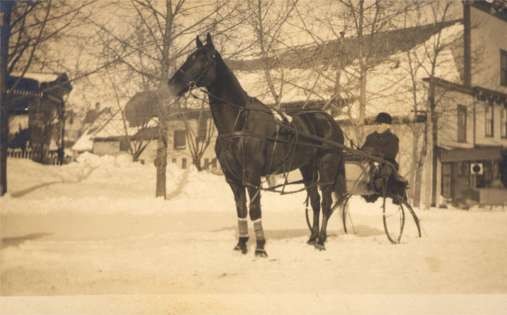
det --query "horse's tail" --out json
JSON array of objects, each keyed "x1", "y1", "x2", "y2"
[{"x1": 333, "y1": 153, "x2": 347, "y2": 208}]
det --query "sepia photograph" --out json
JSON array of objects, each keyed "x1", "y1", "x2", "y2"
[{"x1": 1, "y1": 0, "x2": 507, "y2": 314}]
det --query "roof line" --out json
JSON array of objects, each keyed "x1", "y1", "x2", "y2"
[
  {"x1": 424, "y1": 76, "x2": 507, "y2": 103},
  {"x1": 471, "y1": 1, "x2": 507, "y2": 23}
]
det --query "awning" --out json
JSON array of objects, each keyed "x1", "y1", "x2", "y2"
[{"x1": 439, "y1": 146, "x2": 506, "y2": 162}]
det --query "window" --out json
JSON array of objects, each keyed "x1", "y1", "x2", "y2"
[
  {"x1": 501, "y1": 107, "x2": 507, "y2": 138},
  {"x1": 501, "y1": 49, "x2": 507, "y2": 86},
  {"x1": 119, "y1": 138, "x2": 130, "y2": 152},
  {"x1": 485, "y1": 104, "x2": 494, "y2": 137},
  {"x1": 476, "y1": 161, "x2": 493, "y2": 188},
  {"x1": 197, "y1": 116, "x2": 208, "y2": 142},
  {"x1": 457, "y1": 105, "x2": 467, "y2": 143},
  {"x1": 173, "y1": 129, "x2": 186, "y2": 150}
]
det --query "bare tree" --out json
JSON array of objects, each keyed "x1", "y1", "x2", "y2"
[
  {"x1": 268, "y1": 0, "x2": 410, "y2": 144},
  {"x1": 8, "y1": 0, "x2": 96, "y2": 80},
  {"x1": 105, "y1": 71, "x2": 151, "y2": 162},
  {"x1": 1, "y1": 0, "x2": 95, "y2": 194},
  {"x1": 92, "y1": 0, "x2": 240, "y2": 198},
  {"x1": 401, "y1": 0, "x2": 459, "y2": 207},
  {"x1": 242, "y1": 0, "x2": 298, "y2": 108},
  {"x1": 334, "y1": 0, "x2": 410, "y2": 142},
  {"x1": 179, "y1": 97, "x2": 215, "y2": 171}
]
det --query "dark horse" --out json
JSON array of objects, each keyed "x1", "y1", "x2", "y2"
[{"x1": 169, "y1": 34, "x2": 346, "y2": 256}]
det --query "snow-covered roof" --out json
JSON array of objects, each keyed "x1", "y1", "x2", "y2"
[
  {"x1": 234, "y1": 22, "x2": 463, "y2": 118},
  {"x1": 226, "y1": 20, "x2": 461, "y2": 72},
  {"x1": 72, "y1": 106, "x2": 158, "y2": 152},
  {"x1": 93, "y1": 111, "x2": 139, "y2": 139},
  {"x1": 25, "y1": 72, "x2": 60, "y2": 83},
  {"x1": 72, "y1": 131, "x2": 94, "y2": 152}
]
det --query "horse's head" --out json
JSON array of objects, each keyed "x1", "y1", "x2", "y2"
[{"x1": 169, "y1": 33, "x2": 219, "y2": 96}]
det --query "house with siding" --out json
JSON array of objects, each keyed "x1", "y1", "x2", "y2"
[
  {"x1": 7, "y1": 73, "x2": 72, "y2": 164},
  {"x1": 72, "y1": 97, "x2": 219, "y2": 170},
  {"x1": 423, "y1": 1, "x2": 507, "y2": 207}
]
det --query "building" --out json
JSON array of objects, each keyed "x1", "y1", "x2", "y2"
[
  {"x1": 6, "y1": 73, "x2": 72, "y2": 164},
  {"x1": 72, "y1": 107, "x2": 137, "y2": 156},
  {"x1": 424, "y1": 1, "x2": 507, "y2": 207},
  {"x1": 72, "y1": 98, "x2": 219, "y2": 170}
]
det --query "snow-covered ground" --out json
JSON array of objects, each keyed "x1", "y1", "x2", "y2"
[{"x1": 1, "y1": 155, "x2": 507, "y2": 314}]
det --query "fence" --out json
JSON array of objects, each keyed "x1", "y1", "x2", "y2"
[
  {"x1": 7, "y1": 149, "x2": 64, "y2": 166},
  {"x1": 170, "y1": 157, "x2": 219, "y2": 171}
]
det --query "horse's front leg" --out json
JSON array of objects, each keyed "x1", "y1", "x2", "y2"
[
  {"x1": 228, "y1": 180, "x2": 248, "y2": 254},
  {"x1": 246, "y1": 181, "x2": 268, "y2": 257},
  {"x1": 300, "y1": 165, "x2": 320, "y2": 245}
]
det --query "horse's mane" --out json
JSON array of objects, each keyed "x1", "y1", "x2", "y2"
[{"x1": 212, "y1": 51, "x2": 249, "y2": 105}]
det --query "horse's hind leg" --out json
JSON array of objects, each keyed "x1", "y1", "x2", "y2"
[
  {"x1": 300, "y1": 165, "x2": 320, "y2": 245},
  {"x1": 246, "y1": 179, "x2": 268, "y2": 257},
  {"x1": 316, "y1": 153, "x2": 340, "y2": 250},
  {"x1": 228, "y1": 180, "x2": 248, "y2": 254}
]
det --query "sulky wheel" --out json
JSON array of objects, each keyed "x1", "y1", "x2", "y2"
[
  {"x1": 403, "y1": 201, "x2": 422, "y2": 239},
  {"x1": 381, "y1": 196, "x2": 406, "y2": 244}
]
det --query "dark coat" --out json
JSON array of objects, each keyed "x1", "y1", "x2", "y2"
[
  {"x1": 361, "y1": 129, "x2": 399, "y2": 166},
  {"x1": 361, "y1": 129, "x2": 406, "y2": 203}
]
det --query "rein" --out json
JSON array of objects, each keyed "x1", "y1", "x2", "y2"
[
  {"x1": 173, "y1": 57, "x2": 398, "y2": 195},
  {"x1": 189, "y1": 87, "x2": 323, "y2": 194},
  {"x1": 191, "y1": 86, "x2": 398, "y2": 167}
]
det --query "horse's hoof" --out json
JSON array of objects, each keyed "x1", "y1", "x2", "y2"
[
  {"x1": 234, "y1": 244, "x2": 248, "y2": 254},
  {"x1": 314, "y1": 243, "x2": 326, "y2": 251},
  {"x1": 307, "y1": 238, "x2": 317, "y2": 245},
  {"x1": 255, "y1": 249, "x2": 268, "y2": 257},
  {"x1": 307, "y1": 233, "x2": 318, "y2": 245}
]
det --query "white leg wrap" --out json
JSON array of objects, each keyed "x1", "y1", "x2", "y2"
[{"x1": 253, "y1": 219, "x2": 265, "y2": 240}]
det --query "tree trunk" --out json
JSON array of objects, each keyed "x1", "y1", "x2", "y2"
[
  {"x1": 422, "y1": 80, "x2": 436, "y2": 209},
  {"x1": 0, "y1": 1, "x2": 14, "y2": 196},
  {"x1": 357, "y1": 65, "x2": 367, "y2": 143},
  {"x1": 413, "y1": 124, "x2": 428, "y2": 208},
  {"x1": 155, "y1": 119, "x2": 168, "y2": 198},
  {"x1": 431, "y1": 110, "x2": 438, "y2": 207},
  {"x1": 58, "y1": 103, "x2": 65, "y2": 165},
  {"x1": 193, "y1": 156, "x2": 202, "y2": 171},
  {"x1": 153, "y1": 0, "x2": 175, "y2": 199}
]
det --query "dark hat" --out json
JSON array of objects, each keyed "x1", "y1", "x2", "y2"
[{"x1": 375, "y1": 112, "x2": 392, "y2": 124}]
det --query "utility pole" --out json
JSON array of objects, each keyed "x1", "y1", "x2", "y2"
[{"x1": 0, "y1": 1, "x2": 15, "y2": 196}]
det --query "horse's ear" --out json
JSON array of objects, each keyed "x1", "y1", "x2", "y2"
[
  {"x1": 206, "y1": 33, "x2": 214, "y2": 48},
  {"x1": 196, "y1": 36, "x2": 203, "y2": 48}
]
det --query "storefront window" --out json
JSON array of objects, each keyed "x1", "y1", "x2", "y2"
[{"x1": 476, "y1": 161, "x2": 496, "y2": 188}]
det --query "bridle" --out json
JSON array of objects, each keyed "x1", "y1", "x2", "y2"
[{"x1": 176, "y1": 48, "x2": 217, "y2": 93}]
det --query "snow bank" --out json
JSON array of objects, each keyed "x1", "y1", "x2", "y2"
[
  {"x1": 1, "y1": 155, "x2": 311, "y2": 215},
  {"x1": 3, "y1": 154, "x2": 499, "y2": 217}
]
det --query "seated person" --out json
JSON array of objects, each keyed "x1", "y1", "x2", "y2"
[{"x1": 361, "y1": 112, "x2": 407, "y2": 204}]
